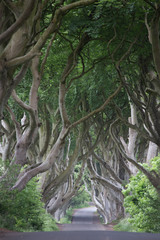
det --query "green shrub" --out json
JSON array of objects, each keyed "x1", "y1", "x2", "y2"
[
  {"x1": 0, "y1": 176, "x2": 58, "y2": 232},
  {"x1": 113, "y1": 218, "x2": 136, "y2": 232},
  {"x1": 122, "y1": 156, "x2": 160, "y2": 233},
  {"x1": 59, "y1": 208, "x2": 73, "y2": 224},
  {"x1": 42, "y1": 213, "x2": 59, "y2": 231}
]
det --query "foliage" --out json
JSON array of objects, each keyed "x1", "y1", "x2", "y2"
[
  {"x1": 1, "y1": 0, "x2": 160, "y2": 229},
  {"x1": 122, "y1": 156, "x2": 160, "y2": 233},
  {"x1": 0, "y1": 173, "x2": 58, "y2": 232},
  {"x1": 113, "y1": 218, "x2": 136, "y2": 232},
  {"x1": 59, "y1": 208, "x2": 73, "y2": 224},
  {"x1": 70, "y1": 188, "x2": 91, "y2": 209},
  {"x1": 41, "y1": 213, "x2": 59, "y2": 232}
]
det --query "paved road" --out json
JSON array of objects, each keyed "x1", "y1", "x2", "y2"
[
  {"x1": 1, "y1": 230, "x2": 160, "y2": 240},
  {"x1": 1, "y1": 206, "x2": 160, "y2": 239},
  {"x1": 61, "y1": 206, "x2": 106, "y2": 231}
]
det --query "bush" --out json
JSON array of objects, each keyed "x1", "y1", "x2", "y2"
[
  {"x1": 59, "y1": 208, "x2": 73, "y2": 224},
  {"x1": 0, "y1": 176, "x2": 58, "y2": 232},
  {"x1": 113, "y1": 218, "x2": 136, "y2": 232},
  {"x1": 122, "y1": 156, "x2": 160, "y2": 233}
]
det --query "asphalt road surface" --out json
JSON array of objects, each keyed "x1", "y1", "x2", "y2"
[
  {"x1": 61, "y1": 206, "x2": 106, "y2": 231},
  {"x1": 1, "y1": 206, "x2": 160, "y2": 240},
  {"x1": 1, "y1": 230, "x2": 160, "y2": 240}
]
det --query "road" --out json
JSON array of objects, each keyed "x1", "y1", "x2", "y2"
[
  {"x1": 1, "y1": 206, "x2": 160, "y2": 240},
  {"x1": 1, "y1": 230, "x2": 160, "y2": 240},
  {"x1": 60, "y1": 206, "x2": 107, "y2": 231}
]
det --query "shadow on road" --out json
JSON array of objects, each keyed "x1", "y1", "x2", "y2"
[{"x1": 1, "y1": 231, "x2": 160, "y2": 240}]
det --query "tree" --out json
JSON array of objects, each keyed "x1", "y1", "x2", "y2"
[
  {"x1": 0, "y1": 0, "x2": 160, "y2": 226},
  {"x1": 2, "y1": 0, "x2": 120, "y2": 189}
]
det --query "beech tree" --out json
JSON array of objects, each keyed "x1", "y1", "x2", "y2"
[
  {"x1": 0, "y1": 0, "x2": 160, "y2": 226},
  {"x1": 0, "y1": 0, "x2": 121, "y2": 191},
  {"x1": 76, "y1": 0, "x2": 160, "y2": 221},
  {"x1": 109, "y1": 1, "x2": 160, "y2": 193}
]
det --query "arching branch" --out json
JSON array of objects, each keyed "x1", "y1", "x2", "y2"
[
  {"x1": 93, "y1": 151, "x2": 123, "y2": 185},
  {"x1": 0, "y1": 0, "x2": 36, "y2": 44},
  {"x1": 87, "y1": 157, "x2": 122, "y2": 193},
  {"x1": 110, "y1": 119, "x2": 160, "y2": 192},
  {"x1": 6, "y1": 105, "x2": 21, "y2": 140},
  {"x1": 70, "y1": 85, "x2": 122, "y2": 129}
]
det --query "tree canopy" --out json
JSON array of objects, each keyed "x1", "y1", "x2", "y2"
[{"x1": 0, "y1": 0, "x2": 160, "y2": 230}]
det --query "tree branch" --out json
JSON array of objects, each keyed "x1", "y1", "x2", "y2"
[
  {"x1": 70, "y1": 85, "x2": 122, "y2": 129},
  {"x1": 6, "y1": 105, "x2": 21, "y2": 140},
  {"x1": 2, "y1": 0, "x2": 18, "y2": 17},
  {"x1": 143, "y1": 0, "x2": 156, "y2": 9},
  {"x1": 116, "y1": 37, "x2": 138, "y2": 67},
  {"x1": 150, "y1": 10, "x2": 160, "y2": 78},
  {"x1": 6, "y1": 0, "x2": 97, "y2": 67},
  {"x1": 6, "y1": 52, "x2": 41, "y2": 68},
  {"x1": 93, "y1": 151, "x2": 123, "y2": 184},
  {"x1": 40, "y1": 32, "x2": 57, "y2": 76},
  {"x1": 12, "y1": 90, "x2": 33, "y2": 113},
  {"x1": 109, "y1": 119, "x2": 160, "y2": 190},
  {"x1": 66, "y1": 56, "x2": 106, "y2": 91},
  {"x1": 13, "y1": 63, "x2": 29, "y2": 87},
  {"x1": 11, "y1": 90, "x2": 37, "y2": 139},
  {"x1": 59, "y1": 33, "x2": 91, "y2": 127},
  {"x1": 0, "y1": 0, "x2": 36, "y2": 44},
  {"x1": 87, "y1": 158, "x2": 122, "y2": 193},
  {"x1": 42, "y1": 127, "x2": 83, "y2": 201}
]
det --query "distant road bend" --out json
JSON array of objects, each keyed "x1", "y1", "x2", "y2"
[{"x1": 1, "y1": 206, "x2": 160, "y2": 240}]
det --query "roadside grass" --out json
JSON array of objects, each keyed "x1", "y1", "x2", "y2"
[
  {"x1": 113, "y1": 218, "x2": 136, "y2": 232},
  {"x1": 59, "y1": 209, "x2": 73, "y2": 224}
]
